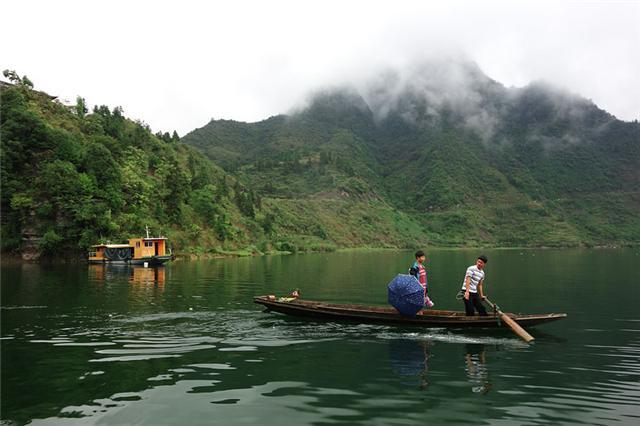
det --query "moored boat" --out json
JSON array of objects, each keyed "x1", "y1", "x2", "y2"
[
  {"x1": 88, "y1": 228, "x2": 173, "y2": 265},
  {"x1": 254, "y1": 296, "x2": 567, "y2": 328}
]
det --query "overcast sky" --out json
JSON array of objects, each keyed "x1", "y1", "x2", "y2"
[{"x1": 2, "y1": 0, "x2": 639, "y2": 135}]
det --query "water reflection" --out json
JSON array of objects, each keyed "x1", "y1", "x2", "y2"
[
  {"x1": 388, "y1": 339, "x2": 432, "y2": 389},
  {"x1": 130, "y1": 266, "x2": 165, "y2": 289},
  {"x1": 464, "y1": 344, "x2": 491, "y2": 394},
  {"x1": 388, "y1": 340, "x2": 494, "y2": 394},
  {"x1": 88, "y1": 264, "x2": 165, "y2": 288}
]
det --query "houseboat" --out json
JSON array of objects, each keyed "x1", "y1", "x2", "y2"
[{"x1": 88, "y1": 228, "x2": 173, "y2": 265}]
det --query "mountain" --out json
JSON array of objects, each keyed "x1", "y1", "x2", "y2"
[
  {"x1": 0, "y1": 79, "x2": 267, "y2": 259},
  {"x1": 182, "y1": 60, "x2": 640, "y2": 248},
  {"x1": 2, "y1": 60, "x2": 638, "y2": 260}
]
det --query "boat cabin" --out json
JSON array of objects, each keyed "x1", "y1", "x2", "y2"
[
  {"x1": 128, "y1": 237, "x2": 168, "y2": 259},
  {"x1": 88, "y1": 244, "x2": 132, "y2": 262}
]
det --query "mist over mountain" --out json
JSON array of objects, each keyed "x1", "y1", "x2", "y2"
[{"x1": 183, "y1": 59, "x2": 640, "y2": 247}]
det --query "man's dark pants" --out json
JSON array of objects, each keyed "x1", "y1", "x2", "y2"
[{"x1": 464, "y1": 292, "x2": 488, "y2": 316}]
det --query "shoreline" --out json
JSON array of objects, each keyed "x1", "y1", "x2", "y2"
[{"x1": 1, "y1": 244, "x2": 636, "y2": 265}]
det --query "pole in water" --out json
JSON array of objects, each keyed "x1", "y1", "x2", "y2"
[{"x1": 484, "y1": 298, "x2": 535, "y2": 343}]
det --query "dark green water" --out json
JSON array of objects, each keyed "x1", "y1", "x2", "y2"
[{"x1": 1, "y1": 249, "x2": 639, "y2": 425}]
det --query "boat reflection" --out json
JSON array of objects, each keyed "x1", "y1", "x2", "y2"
[
  {"x1": 88, "y1": 264, "x2": 166, "y2": 289},
  {"x1": 464, "y1": 343, "x2": 491, "y2": 394},
  {"x1": 130, "y1": 265, "x2": 165, "y2": 288},
  {"x1": 388, "y1": 339, "x2": 432, "y2": 389}
]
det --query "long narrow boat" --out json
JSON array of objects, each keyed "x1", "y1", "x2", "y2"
[{"x1": 254, "y1": 296, "x2": 567, "y2": 328}]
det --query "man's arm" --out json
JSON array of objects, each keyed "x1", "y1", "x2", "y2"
[
  {"x1": 464, "y1": 275, "x2": 471, "y2": 300},
  {"x1": 478, "y1": 279, "x2": 485, "y2": 299}
]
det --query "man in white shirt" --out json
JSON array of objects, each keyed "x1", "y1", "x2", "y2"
[{"x1": 461, "y1": 255, "x2": 488, "y2": 316}]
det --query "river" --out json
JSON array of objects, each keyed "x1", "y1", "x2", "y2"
[{"x1": 1, "y1": 249, "x2": 639, "y2": 425}]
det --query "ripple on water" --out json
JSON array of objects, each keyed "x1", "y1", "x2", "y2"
[
  {"x1": 219, "y1": 346, "x2": 257, "y2": 352},
  {"x1": 29, "y1": 381, "x2": 363, "y2": 425},
  {"x1": 147, "y1": 374, "x2": 173, "y2": 382},
  {"x1": 374, "y1": 330, "x2": 531, "y2": 348},
  {"x1": 88, "y1": 337, "x2": 219, "y2": 362},
  {"x1": 187, "y1": 363, "x2": 236, "y2": 370},
  {"x1": 27, "y1": 309, "x2": 365, "y2": 366},
  {"x1": 0, "y1": 305, "x2": 48, "y2": 310},
  {"x1": 90, "y1": 354, "x2": 182, "y2": 362},
  {"x1": 94, "y1": 344, "x2": 217, "y2": 355}
]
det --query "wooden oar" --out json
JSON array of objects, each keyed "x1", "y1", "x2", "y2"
[{"x1": 483, "y1": 297, "x2": 535, "y2": 343}]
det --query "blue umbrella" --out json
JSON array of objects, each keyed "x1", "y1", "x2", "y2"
[{"x1": 387, "y1": 274, "x2": 424, "y2": 316}]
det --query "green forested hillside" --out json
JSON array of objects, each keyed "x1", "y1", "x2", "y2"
[
  {"x1": 183, "y1": 62, "x2": 640, "y2": 248},
  {"x1": 0, "y1": 78, "x2": 269, "y2": 259}
]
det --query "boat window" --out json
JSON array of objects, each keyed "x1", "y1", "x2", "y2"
[
  {"x1": 136, "y1": 242, "x2": 140, "y2": 248},
  {"x1": 145, "y1": 241, "x2": 153, "y2": 247}
]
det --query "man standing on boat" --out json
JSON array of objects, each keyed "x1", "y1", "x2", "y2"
[{"x1": 461, "y1": 255, "x2": 488, "y2": 316}]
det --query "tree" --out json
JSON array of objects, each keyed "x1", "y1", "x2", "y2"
[
  {"x1": 83, "y1": 142, "x2": 124, "y2": 212},
  {"x1": 3, "y1": 69, "x2": 20, "y2": 83},
  {"x1": 22, "y1": 75, "x2": 34, "y2": 89},
  {"x1": 214, "y1": 213, "x2": 231, "y2": 241},
  {"x1": 2, "y1": 69, "x2": 33, "y2": 88},
  {"x1": 75, "y1": 96, "x2": 88, "y2": 117},
  {"x1": 190, "y1": 185, "x2": 219, "y2": 224},
  {"x1": 161, "y1": 158, "x2": 190, "y2": 222},
  {"x1": 261, "y1": 213, "x2": 276, "y2": 235}
]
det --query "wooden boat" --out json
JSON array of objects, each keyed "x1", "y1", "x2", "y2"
[
  {"x1": 254, "y1": 296, "x2": 567, "y2": 328},
  {"x1": 88, "y1": 227, "x2": 173, "y2": 265}
]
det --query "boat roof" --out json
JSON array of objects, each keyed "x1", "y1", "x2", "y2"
[
  {"x1": 127, "y1": 237, "x2": 168, "y2": 241},
  {"x1": 92, "y1": 237, "x2": 168, "y2": 248}
]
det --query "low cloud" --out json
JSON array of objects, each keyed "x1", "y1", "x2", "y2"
[
  {"x1": 298, "y1": 56, "x2": 617, "y2": 147},
  {"x1": 303, "y1": 56, "x2": 508, "y2": 140}
]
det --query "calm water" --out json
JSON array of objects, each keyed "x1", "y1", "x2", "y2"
[{"x1": 1, "y1": 249, "x2": 639, "y2": 425}]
